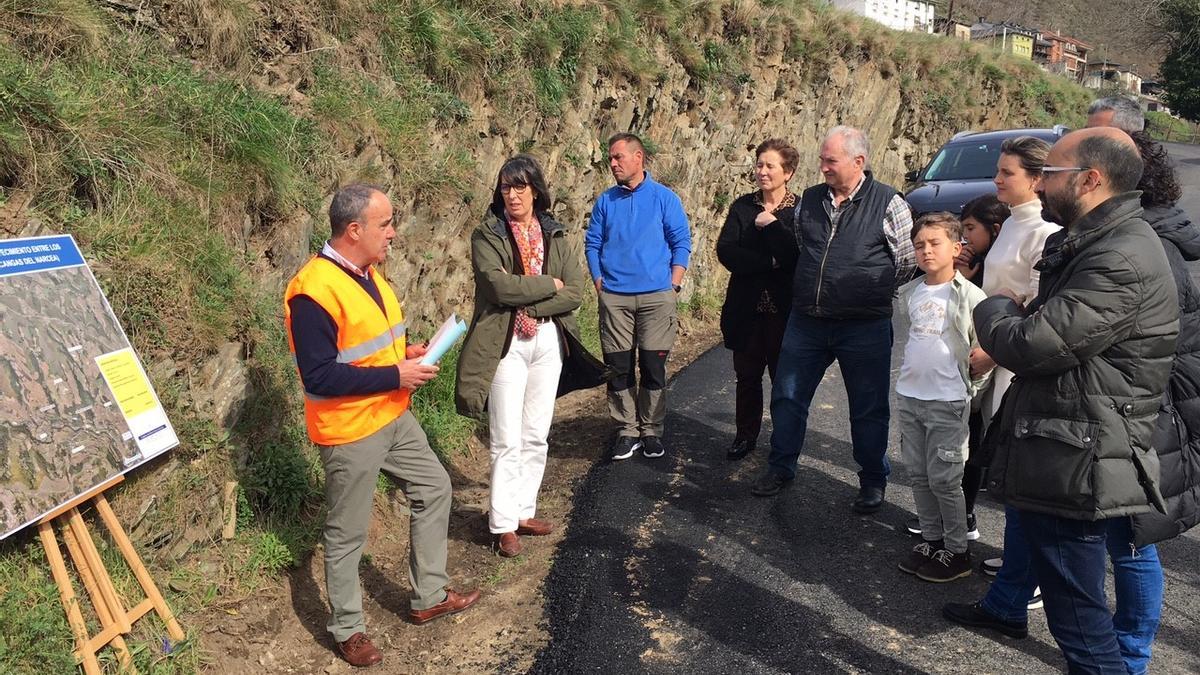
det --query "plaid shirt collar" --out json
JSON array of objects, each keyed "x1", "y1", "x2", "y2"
[{"x1": 826, "y1": 174, "x2": 866, "y2": 209}]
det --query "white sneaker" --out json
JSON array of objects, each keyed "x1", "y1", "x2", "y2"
[
  {"x1": 966, "y1": 512, "x2": 980, "y2": 541},
  {"x1": 1028, "y1": 588, "x2": 1043, "y2": 611},
  {"x1": 982, "y1": 557, "x2": 1003, "y2": 576}
]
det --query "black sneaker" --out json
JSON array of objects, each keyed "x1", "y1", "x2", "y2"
[
  {"x1": 751, "y1": 470, "x2": 792, "y2": 497},
  {"x1": 917, "y1": 549, "x2": 972, "y2": 582},
  {"x1": 641, "y1": 436, "x2": 665, "y2": 458},
  {"x1": 966, "y1": 512, "x2": 980, "y2": 541},
  {"x1": 982, "y1": 557, "x2": 1002, "y2": 576},
  {"x1": 898, "y1": 540, "x2": 942, "y2": 575},
  {"x1": 610, "y1": 436, "x2": 642, "y2": 461},
  {"x1": 942, "y1": 602, "x2": 1028, "y2": 639},
  {"x1": 905, "y1": 518, "x2": 922, "y2": 536}
]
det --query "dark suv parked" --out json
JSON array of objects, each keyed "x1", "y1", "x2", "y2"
[{"x1": 904, "y1": 125, "x2": 1070, "y2": 217}]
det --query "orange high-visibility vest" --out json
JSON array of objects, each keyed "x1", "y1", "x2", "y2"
[{"x1": 284, "y1": 256, "x2": 409, "y2": 445}]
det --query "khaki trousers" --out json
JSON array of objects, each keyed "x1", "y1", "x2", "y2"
[
  {"x1": 318, "y1": 410, "x2": 451, "y2": 641},
  {"x1": 598, "y1": 289, "x2": 678, "y2": 437}
]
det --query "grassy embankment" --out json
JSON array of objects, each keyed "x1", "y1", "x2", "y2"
[
  {"x1": 0, "y1": 1, "x2": 1090, "y2": 671},
  {"x1": 1146, "y1": 110, "x2": 1200, "y2": 143}
]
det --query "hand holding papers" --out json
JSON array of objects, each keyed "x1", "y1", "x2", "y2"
[{"x1": 419, "y1": 314, "x2": 468, "y2": 365}]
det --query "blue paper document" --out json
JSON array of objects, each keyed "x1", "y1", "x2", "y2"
[{"x1": 420, "y1": 314, "x2": 468, "y2": 365}]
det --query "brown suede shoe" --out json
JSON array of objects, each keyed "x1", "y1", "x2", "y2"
[
  {"x1": 516, "y1": 518, "x2": 554, "y2": 536},
  {"x1": 494, "y1": 531, "x2": 522, "y2": 557},
  {"x1": 337, "y1": 632, "x2": 382, "y2": 668},
  {"x1": 408, "y1": 588, "x2": 482, "y2": 625}
]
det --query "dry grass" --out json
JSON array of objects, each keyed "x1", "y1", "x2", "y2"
[{"x1": 173, "y1": 0, "x2": 256, "y2": 71}]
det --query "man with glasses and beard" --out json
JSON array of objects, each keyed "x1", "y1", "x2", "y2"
[{"x1": 969, "y1": 127, "x2": 1178, "y2": 672}]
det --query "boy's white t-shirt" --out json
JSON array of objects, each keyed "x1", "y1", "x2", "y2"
[{"x1": 896, "y1": 281, "x2": 967, "y2": 402}]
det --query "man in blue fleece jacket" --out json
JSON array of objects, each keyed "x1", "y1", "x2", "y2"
[{"x1": 585, "y1": 132, "x2": 692, "y2": 461}]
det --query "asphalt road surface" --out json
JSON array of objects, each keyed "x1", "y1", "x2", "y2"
[
  {"x1": 1166, "y1": 143, "x2": 1200, "y2": 225},
  {"x1": 531, "y1": 144, "x2": 1200, "y2": 674}
]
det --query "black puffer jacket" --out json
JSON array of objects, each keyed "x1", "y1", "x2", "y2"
[
  {"x1": 1133, "y1": 206, "x2": 1200, "y2": 546},
  {"x1": 975, "y1": 193, "x2": 1180, "y2": 520}
]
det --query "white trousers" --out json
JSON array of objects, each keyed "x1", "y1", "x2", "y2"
[{"x1": 487, "y1": 321, "x2": 562, "y2": 533}]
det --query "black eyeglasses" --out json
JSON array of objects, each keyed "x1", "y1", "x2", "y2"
[{"x1": 1041, "y1": 166, "x2": 1090, "y2": 174}]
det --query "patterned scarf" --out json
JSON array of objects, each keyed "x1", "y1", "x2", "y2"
[{"x1": 509, "y1": 216, "x2": 545, "y2": 339}]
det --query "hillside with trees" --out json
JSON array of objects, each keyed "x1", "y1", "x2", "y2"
[{"x1": 945, "y1": 0, "x2": 1167, "y2": 76}]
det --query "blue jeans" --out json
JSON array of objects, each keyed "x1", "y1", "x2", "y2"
[
  {"x1": 981, "y1": 510, "x2": 1162, "y2": 674},
  {"x1": 1107, "y1": 518, "x2": 1162, "y2": 675},
  {"x1": 980, "y1": 505, "x2": 1038, "y2": 623},
  {"x1": 767, "y1": 313, "x2": 892, "y2": 487},
  {"x1": 1020, "y1": 510, "x2": 1156, "y2": 675}
]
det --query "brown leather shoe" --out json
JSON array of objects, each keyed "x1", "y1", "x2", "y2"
[
  {"x1": 517, "y1": 518, "x2": 554, "y2": 536},
  {"x1": 408, "y1": 588, "x2": 482, "y2": 625},
  {"x1": 494, "y1": 531, "x2": 522, "y2": 557},
  {"x1": 337, "y1": 632, "x2": 382, "y2": 667}
]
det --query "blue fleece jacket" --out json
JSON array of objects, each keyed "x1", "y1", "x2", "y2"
[{"x1": 585, "y1": 172, "x2": 692, "y2": 294}]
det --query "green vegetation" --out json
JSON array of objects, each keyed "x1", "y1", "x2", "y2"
[
  {"x1": 1146, "y1": 110, "x2": 1200, "y2": 143},
  {"x1": 1158, "y1": 0, "x2": 1200, "y2": 123},
  {"x1": 0, "y1": 0, "x2": 1098, "y2": 671}
]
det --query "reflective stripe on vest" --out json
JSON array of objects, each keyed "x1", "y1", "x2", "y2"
[
  {"x1": 337, "y1": 322, "x2": 406, "y2": 364},
  {"x1": 284, "y1": 256, "x2": 411, "y2": 445}
]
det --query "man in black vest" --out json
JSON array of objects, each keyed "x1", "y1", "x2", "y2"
[{"x1": 752, "y1": 126, "x2": 915, "y2": 514}]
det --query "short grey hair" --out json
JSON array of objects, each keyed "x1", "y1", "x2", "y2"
[
  {"x1": 824, "y1": 125, "x2": 870, "y2": 161},
  {"x1": 329, "y1": 183, "x2": 386, "y2": 238},
  {"x1": 1088, "y1": 96, "x2": 1145, "y2": 133}
]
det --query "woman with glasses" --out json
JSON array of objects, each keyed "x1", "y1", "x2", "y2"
[{"x1": 456, "y1": 154, "x2": 585, "y2": 558}]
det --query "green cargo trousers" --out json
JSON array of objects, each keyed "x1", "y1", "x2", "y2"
[{"x1": 318, "y1": 410, "x2": 451, "y2": 642}]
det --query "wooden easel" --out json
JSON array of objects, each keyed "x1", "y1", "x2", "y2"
[{"x1": 37, "y1": 475, "x2": 185, "y2": 674}]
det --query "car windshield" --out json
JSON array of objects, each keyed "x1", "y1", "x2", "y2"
[{"x1": 922, "y1": 141, "x2": 1002, "y2": 181}]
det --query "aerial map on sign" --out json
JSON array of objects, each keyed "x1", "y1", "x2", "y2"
[{"x1": 0, "y1": 235, "x2": 177, "y2": 540}]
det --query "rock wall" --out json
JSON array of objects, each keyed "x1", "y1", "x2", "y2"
[{"x1": 262, "y1": 47, "x2": 1018, "y2": 336}]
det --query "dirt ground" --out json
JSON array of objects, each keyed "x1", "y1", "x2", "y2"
[{"x1": 200, "y1": 323, "x2": 721, "y2": 674}]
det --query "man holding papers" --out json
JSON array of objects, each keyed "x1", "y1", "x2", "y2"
[
  {"x1": 285, "y1": 184, "x2": 479, "y2": 668},
  {"x1": 456, "y1": 155, "x2": 586, "y2": 558}
]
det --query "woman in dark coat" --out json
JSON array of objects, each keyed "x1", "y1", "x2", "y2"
[
  {"x1": 716, "y1": 139, "x2": 800, "y2": 460},
  {"x1": 1131, "y1": 132, "x2": 1200, "y2": 547},
  {"x1": 1093, "y1": 132, "x2": 1196, "y2": 673}
]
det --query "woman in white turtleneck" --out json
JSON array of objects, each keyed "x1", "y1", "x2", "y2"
[{"x1": 971, "y1": 136, "x2": 1060, "y2": 419}]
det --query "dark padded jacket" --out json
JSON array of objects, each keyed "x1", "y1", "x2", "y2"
[
  {"x1": 974, "y1": 193, "x2": 1179, "y2": 521},
  {"x1": 455, "y1": 209, "x2": 585, "y2": 419},
  {"x1": 792, "y1": 172, "x2": 899, "y2": 319},
  {"x1": 1133, "y1": 206, "x2": 1200, "y2": 545}
]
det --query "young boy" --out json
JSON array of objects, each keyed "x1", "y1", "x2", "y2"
[{"x1": 895, "y1": 212, "x2": 989, "y2": 583}]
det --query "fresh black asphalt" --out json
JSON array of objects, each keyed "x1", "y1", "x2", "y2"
[{"x1": 532, "y1": 145, "x2": 1200, "y2": 675}]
